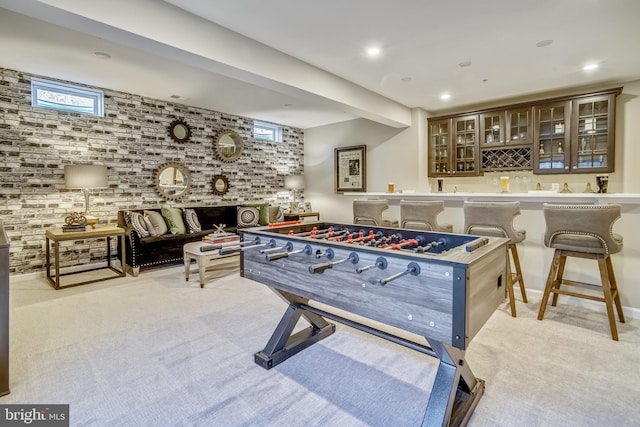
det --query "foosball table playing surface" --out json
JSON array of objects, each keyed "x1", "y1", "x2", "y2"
[{"x1": 232, "y1": 221, "x2": 509, "y2": 426}]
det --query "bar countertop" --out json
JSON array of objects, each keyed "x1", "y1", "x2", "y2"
[{"x1": 344, "y1": 192, "x2": 640, "y2": 204}]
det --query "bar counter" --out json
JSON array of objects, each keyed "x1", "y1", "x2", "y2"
[{"x1": 344, "y1": 192, "x2": 640, "y2": 317}]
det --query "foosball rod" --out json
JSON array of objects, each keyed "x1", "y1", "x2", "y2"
[
  {"x1": 265, "y1": 244, "x2": 313, "y2": 261},
  {"x1": 219, "y1": 238, "x2": 276, "y2": 255},
  {"x1": 379, "y1": 262, "x2": 421, "y2": 285},
  {"x1": 308, "y1": 252, "x2": 359, "y2": 274}
]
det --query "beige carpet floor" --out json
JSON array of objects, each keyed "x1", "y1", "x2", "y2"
[{"x1": 2, "y1": 263, "x2": 639, "y2": 426}]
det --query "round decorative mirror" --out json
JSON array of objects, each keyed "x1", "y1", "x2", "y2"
[
  {"x1": 153, "y1": 162, "x2": 192, "y2": 201},
  {"x1": 168, "y1": 118, "x2": 192, "y2": 143},
  {"x1": 212, "y1": 174, "x2": 230, "y2": 196},
  {"x1": 214, "y1": 129, "x2": 244, "y2": 163}
]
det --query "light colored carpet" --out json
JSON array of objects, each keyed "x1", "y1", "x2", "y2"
[{"x1": 2, "y1": 263, "x2": 640, "y2": 426}]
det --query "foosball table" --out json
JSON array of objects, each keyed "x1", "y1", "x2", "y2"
[{"x1": 219, "y1": 221, "x2": 508, "y2": 426}]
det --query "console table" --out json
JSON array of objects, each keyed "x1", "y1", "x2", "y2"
[{"x1": 45, "y1": 226, "x2": 126, "y2": 289}]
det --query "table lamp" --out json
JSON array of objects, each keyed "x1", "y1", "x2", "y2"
[
  {"x1": 284, "y1": 174, "x2": 304, "y2": 214},
  {"x1": 64, "y1": 164, "x2": 108, "y2": 227}
]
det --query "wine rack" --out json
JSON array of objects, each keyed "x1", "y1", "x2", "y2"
[{"x1": 481, "y1": 147, "x2": 531, "y2": 171}]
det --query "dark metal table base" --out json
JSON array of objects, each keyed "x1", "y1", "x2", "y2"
[{"x1": 255, "y1": 291, "x2": 484, "y2": 427}]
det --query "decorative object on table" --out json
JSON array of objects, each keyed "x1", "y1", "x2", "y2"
[
  {"x1": 335, "y1": 145, "x2": 366, "y2": 193},
  {"x1": 213, "y1": 129, "x2": 244, "y2": 163},
  {"x1": 153, "y1": 162, "x2": 192, "y2": 201},
  {"x1": 304, "y1": 202, "x2": 312, "y2": 213},
  {"x1": 559, "y1": 182, "x2": 572, "y2": 193},
  {"x1": 211, "y1": 224, "x2": 227, "y2": 234},
  {"x1": 212, "y1": 174, "x2": 230, "y2": 196},
  {"x1": 202, "y1": 232, "x2": 239, "y2": 244},
  {"x1": 64, "y1": 164, "x2": 108, "y2": 228},
  {"x1": 284, "y1": 174, "x2": 305, "y2": 214},
  {"x1": 596, "y1": 175, "x2": 609, "y2": 193},
  {"x1": 437, "y1": 178, "x2": 444, "y2": 192},
  {"x1": 167, "y1": 118, "x2": 192, "y2": 143},
  {"x1": 584, "y1": 182, "x2": 595, "y2": 193},
  {"x1": 387, "y1": 182, "x2": 395, "y2": 193},
  {"x1": 62, "y1": 212, "x2": 87, "y2": 232}
]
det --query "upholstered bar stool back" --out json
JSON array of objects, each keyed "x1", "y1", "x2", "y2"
[
  {"x1": 352, "y1": 199, "x2": 399, "y2": 227},
  {"x1": 463, "y1": 201, "x2": 528, "y2": 317},
  {"x1": 538, "y1": 203, "x2": 625, "y2": 340},
  {"x1": 400, "y1": 200, "x2": 453, "y2": 232}
]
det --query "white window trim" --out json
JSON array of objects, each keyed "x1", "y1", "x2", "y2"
[
  {"x1": 253, "y1": 120, "x2": 283, "y2": 142},
  {"x1": 31, "y1": 77, "x2": 104, "y2": 117}
]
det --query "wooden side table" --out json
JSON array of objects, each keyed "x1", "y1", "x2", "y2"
[
  {"x1": 45, "y1": 226, "x2": 126, "y2": 289},
  {"x1": 299, "y1": 211, "x2": 320, "y2": 221}
]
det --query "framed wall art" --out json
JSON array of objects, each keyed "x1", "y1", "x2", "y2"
[{"x1": 334, "y1": 145, "x2": 366, "y2": 192}]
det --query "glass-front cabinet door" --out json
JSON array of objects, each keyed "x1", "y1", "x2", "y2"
[
  {"x1": 428, "y1": 119, "x2": 451, "y2": 176},
  {"x1": 534, "y1": 101, "x2": 570, "y2": 174},
  {"x1": 480, "y1": 107, "x2": 532, "y2": 146},
  {"x1": 452, "y1": 115, "x2": 479, "y2": 176},
  {"x1": 506, "y1": 107, "x2": 533, "y2": 144},
  {"x1": 571, "y1": 94, "x2": 615, "y2": 173},
  {"x1": 480, "y1": 112, "x2": 503, "y2": 146}
]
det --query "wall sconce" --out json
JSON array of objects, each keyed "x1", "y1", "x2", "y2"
[
  {"x1": 284, "y1": 174, "x2": 304, "y2": 214},
  {"x1": 64, "y1": 164, "x2": 108, "y2": 227}
]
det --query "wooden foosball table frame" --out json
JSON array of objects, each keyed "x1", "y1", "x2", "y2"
[{"x1": 234, "y1": 222, "x2": 508, "y2": 426}]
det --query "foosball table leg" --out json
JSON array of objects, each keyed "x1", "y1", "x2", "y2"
[
  {"x1": 254, "y1": 294, "x2": 335, "y2": 370},
  {"x1": 422, "y1": 340, "x2": 484, "y2": 427}
]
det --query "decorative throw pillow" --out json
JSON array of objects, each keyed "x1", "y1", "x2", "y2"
[
  {"x1": 124, "y1": 211, "x2": 150, "y2": 237},
  {"x1": 268, "y1": 205, "x2": 285, "y2": 224},
  {"x1": 161, "y1": 206, "x2": 186, "y2": 235},
  {"x1": 245, "y1": 202, "x2": 269, "y2": 225},
  {"x1": 237, "y1": 206, "x2": 260, "y2": 227},
  {"x1": 143, "y1": 210, "x2": 168, "y2": 236},
  {"x1": 182, "y1": 208, "x2": 202, "y2": 234}
]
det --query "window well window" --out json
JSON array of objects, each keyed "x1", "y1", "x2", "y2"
[
  {"x1": 253, "y1": 121, "x2": 283, "y2": 142},
  {"x1": 31, "y1": 77, "x2": 104, "y2": 116}
]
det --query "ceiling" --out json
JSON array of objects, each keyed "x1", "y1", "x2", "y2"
[{"x1": 1, "y1": 0, "x2": 639, "y2": 129}]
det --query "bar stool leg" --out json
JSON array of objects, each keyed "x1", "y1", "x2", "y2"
[
  {"x1": 506, "y1": 254, "x2": 516, "y2": 317},
  {"x1": 551, "y1": 254, "x2": 567, "y2": 307},
  {"x1": 538, "y1": 250, "x2": 562, "y2": 320},
  {"x1": 598, "y1": 255, "x2": 619, "y2": 341},
  {"x1": 606, "y1": 255, "x2": 625, "y2": 323},
  {"x1": 509, "y1": 243, "x2": 528, "y2": 303}
]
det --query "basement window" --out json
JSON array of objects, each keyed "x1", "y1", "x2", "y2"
[
  {"x1": 31, "y1": 77, "x2": 104, "y2": 116},
  {"x1": 253, "y1": 120, "x2": 283, "y2": 142}
]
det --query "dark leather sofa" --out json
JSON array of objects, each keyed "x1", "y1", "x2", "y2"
[{"x1": 117, "y1": 205, "x2": 239, "y2": 276}]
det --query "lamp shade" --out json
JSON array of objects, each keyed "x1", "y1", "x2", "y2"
[
  {"x1": 64, "y1": 165, "x2": 108, "y2": 189},
  {"x1": 284, "y1": 175, "x2": 304, "y2": 190}
]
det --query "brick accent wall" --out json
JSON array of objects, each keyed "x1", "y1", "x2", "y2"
[{"x1": 0, "y1": 67, "x2": 304, "y2": 275}]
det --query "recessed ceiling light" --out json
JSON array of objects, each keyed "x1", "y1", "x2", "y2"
[
  {"x1": 366, "y1": 47, "x2": 381, "y2": 56},
  {"x1": 536, "y1": 39, "x2": 553, "y2": 48},
  {"x1": 440, "y1": 93, "x2": 451, "y2": 101},
  {"x1": 93, "y1": 51, "x2": 111, "y2": 59},
  {"x1": 458, "y1": 61, "x2": 472, "y2": 68},
  {"x1": 583, "y1": 63, "x2": 599, "y2": 71}
]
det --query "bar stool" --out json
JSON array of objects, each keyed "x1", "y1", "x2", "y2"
[
  {"x1": 353, "y1": 199, "x2": 399, "y2": 227},
  {"x1": 463, "y1": 201, "x2": 528, "y2": 317},
  {"x1": 538, "y1": 203, "x2": 624, "y2": 340},
  {"x1": 400, "y1": 200, "x2": 453, "y2": 232}
]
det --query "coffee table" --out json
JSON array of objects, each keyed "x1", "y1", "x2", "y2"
[{"x1": 183, "y1": 241, "x2": 240, "y2": 287}]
